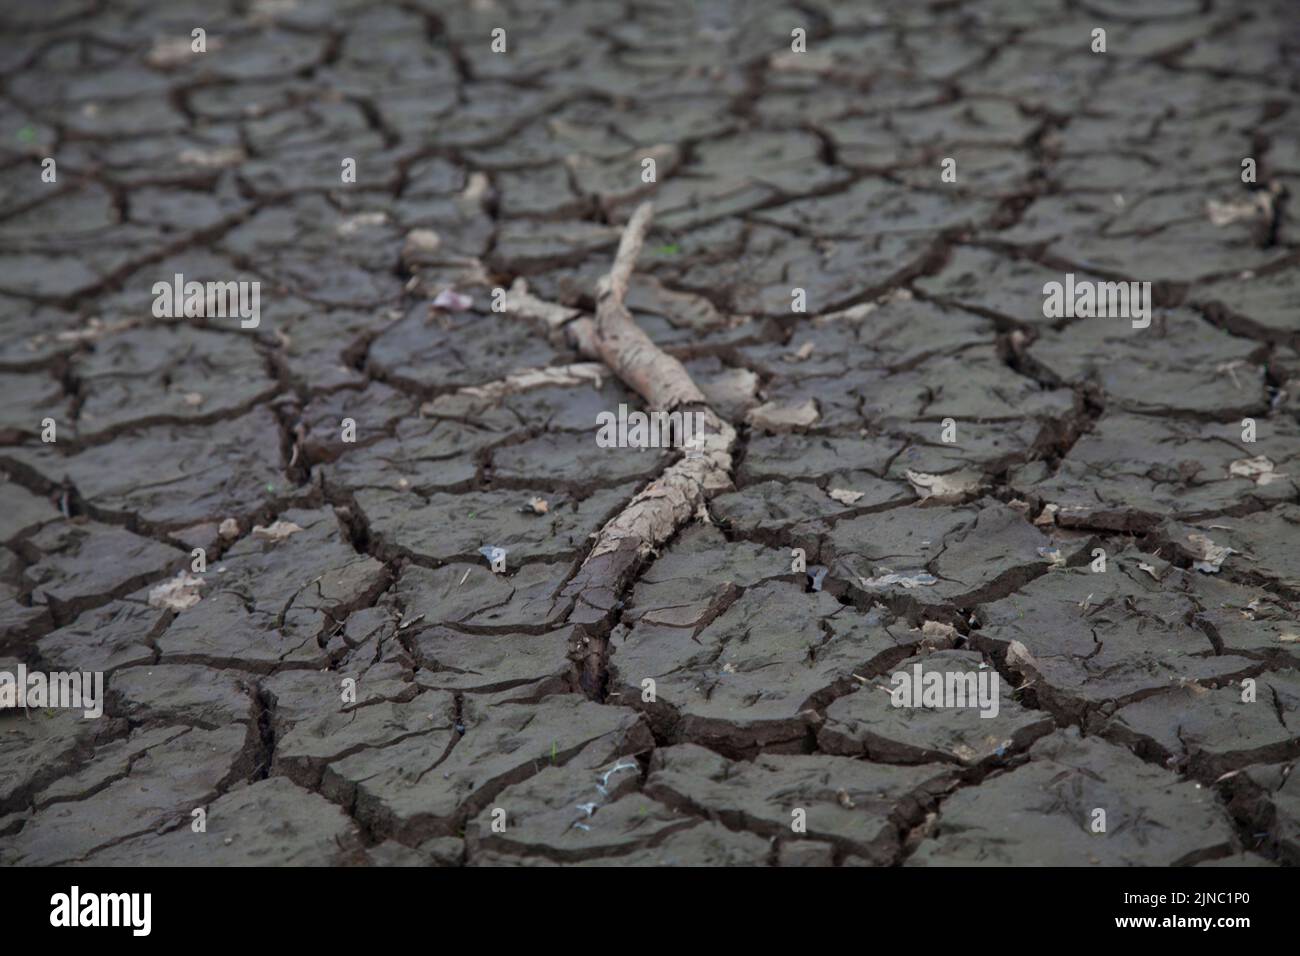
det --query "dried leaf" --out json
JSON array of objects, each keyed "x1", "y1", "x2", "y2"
[
  {"x1": 404, "y1": 229, "x2": 441, "y2": 253},
  {"x1": 178, "y1": 146, "x2": 244, "y2": 168},
  {"x1": 148, "y1": 572, "x2": 205, "y2": 611},
  {"x1": 1229, "y1": 455, "x2": 1285, "y2": 486},
  {"x1": 921, "y1": 620, "x2": 957, "y2": 641},
  {"x1": 905, "y1": 469, "x2": 981, "y2": 500},
  {"x1": 789, "y1": 341, "x2": 816, "y2": 362},
  {"x1": 746, "y1": 398, "x2": 819, "y2": 432},
  {"x1": 827, "y1": 487, "x2": 865, "y2": 505},
  {"x1": 859, "y1": 569, "x2": 937, "y2": 589},
  {"x1": 433, "y1": 288, "x2": 473, "y2": 311},
  {"x1": 336, "y1": 211, "x2": 387, "y2": 236},
  {"x1": 1005, "y1": 639, "x2": 1041, "y2": 676},
  {"x1": 461, "y1": 172, "x2": 490, "y2": 204},
  {"x1": 1187, "y1": 532, "x2": 1234, "y2": 573},
  {"x1": 252, "y1": 520, "x2": 304, "y2": 543},
  {"x1": 1206, "y1": 193, "x2": 1271, "y2": 227}
]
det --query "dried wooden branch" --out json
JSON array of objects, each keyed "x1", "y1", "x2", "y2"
[{"x1": 496, "y1": 200, "x2": 738, "y2": 620}]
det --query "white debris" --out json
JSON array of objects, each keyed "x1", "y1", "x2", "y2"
[
  {"x1": 403, "y1": 229, "x2": 442, "y2": 254},
  {"x1": 335, "y1": 211, "x2": 388, "y2": 236},
  {"x1": 746, "y1": 398, "x2": 819, "y2": 432},
  {"x1": 920, "y1": 620, "x2": 958, "y2": 641},
  {"x1": 178, "y1": 146, "x2": 245, "y2": 168},
  {"x1": 252, "y1": 520, "x2": 305, "y2": 543},
  {"x1": 1037, "y1": 546, "x2": 1066, "y2": 568},
  {"x1": 1229, "y1": 455, "x2": 1285, "y2": 486},
  {"x1": 1005, "y1": 639, "x2": 1041, "y2": 678},
  {"x1": 1206, "y1": 193, "x2": 1272, "y2": 227},
  {"x1": 905, "y1": 469, "x2": 981, "y2": 500},
  {"x1": 148, "y1": 572, "x2": 206, "y2": 611},
  {"x1": 827, "y1": 487, "x2": 865, "y2": 505},
  {"x1": 859, "y1": 568, "x2": 937, "y2": 589},
  {"x1": 433, "y1": 288, "x2": 474, "y2": 311},
  {"x1": 789, "y1": 341, "x2": 816, "y2": 362},
  {"x1": 461, "y1": 171, "x2": 491, "y2": 204},
  {"x1": 1187, "y1": 532, "x2": 1235, "y2": 573}
]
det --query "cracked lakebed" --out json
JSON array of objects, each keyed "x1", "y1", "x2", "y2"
[{"x1": 1, "y1": 0, "x2": 1299, "y2": 867}]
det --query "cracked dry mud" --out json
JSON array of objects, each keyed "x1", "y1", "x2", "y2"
[{"x1": 1, "y1": 0, "x2": 1298, "y2": 868}]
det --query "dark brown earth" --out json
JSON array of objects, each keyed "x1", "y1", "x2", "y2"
[{"x1": 1, "y1": 0, "x2": 1299, "y2": 866}]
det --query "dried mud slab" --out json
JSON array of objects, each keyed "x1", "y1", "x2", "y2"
[
  {"x1": 1, "y1": 724, "x2": 252, "y2": 865},
  {"x1": 70, "y1": 326, "x2": 280, "y2": 441},
  {"x1": 0, "y1": 372, "x2": 65, "y2": 445},
  {"x1": 819, "y1": 649, "x2": 1055, "y2": 768},
  {"x1": 1224, "y1": 762, "x2": 1300, "y2": 864},
  {"x1": 35, "y1": 598, "x2": 167, "y2": 673},
  {"x1": 826, "y1": 499, "x2": 1051, "y2": 610},
  {"x1": 645, "y1": 744, "x2": 956, "y2": 865},
  {"x1": 747, "y1": 297, "x2": 995, "y2": 377},
  {"x1": 667, "y1": 226, "x2": 935, "y2": 318},
  {"x1": 353, "y1": 483, "x2": 640, "y2": 567},
  {"x1": 612, "y1": 580, "x2": 850, "y2": 754},
  {"x1": 738, "y1": 434, "x2": 904, "y2": 485},
  {"x1": 0, "y1": 480, "x2": 59, "y2": 545},
  {"x1": 272, "y1": 688, "x2": 458, "y2": 791},
  {"x1": 1180, "y1": 571, "x2": 1300, "y2": 665},
  {"x1": 391, "y1": 562, "x2": 574, "y2": 633},
  {"x1": 1103, "y1": 672, "x2": 1300, "y2": 781},
  {"x1": 106, "y1": 663, "x2": 260, "y2": 730},
  {"x1": 0, "y1": 707, "x2": 123, "y2": 822},
  {"x1": 971, "y1": 550, "x2": 1258, "y2": 725},
  {"x1": 368, "y1": 310, "x2": 563, "y2": 394},
  {"x1": 712, "y1": 477, "x2": 914, "y2": 545},
  {"x1": 4, "y1": 406, "x2": 288, "y2": 531},
  {"x1": 914, "y1": 246, "x2": 1111, "y2": 328},
  {"x1": 298, "y1": 381, "x2": 418, "y2": 466},
  {"x1": 464, "y1": 757, "x2": 688, "y2": 864},
  {"x1": 1156, "y1": 507, "x2": 1300, "y2": 596},
  {"x1": 155, "y1": 508, "x2": 388, "y2": 670},
  {"x1": 319, "y1": 696, "x2": 652, "y2": 845},
  {"x1": 82, "y1": 777, "x2": 367, "y2": 865},
  {"x1": 908, "y1": 730, "x2": 1239, "y2": 866},
  {"x1": 407, "y1": 623, "x2": 576, "y2": 698},
  {"x1": 16, "y1": 520, "x2": 182, "y2": 625},
  {"x1": 322, "y1": 418, "x2": 496, "y2": 493},
  {"x1": 1011, "y1": 414, "x2": 1300, "y2": 532},
  {"x1": 1196, "y1": 268, "x2": 1300, "y2": 349},
  {"x1": 1023, "y1": 308, "x2": 1268, "y2": 417}
]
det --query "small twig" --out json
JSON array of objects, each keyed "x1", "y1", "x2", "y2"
[{"x1": 596, "y1": 200, "x2": 654, "y2": 308}]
